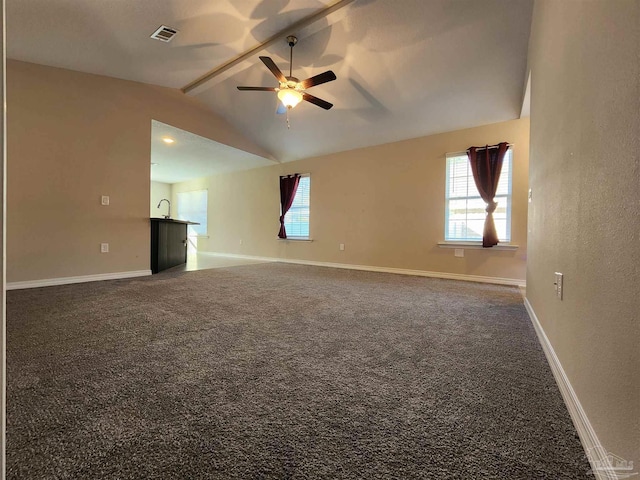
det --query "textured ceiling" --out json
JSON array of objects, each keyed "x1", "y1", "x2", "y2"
[
  {"x1": 8, "y1": 0, "x2": 533, "y2": 169},
  {"x1": 8, "y1": 0, "x2": 335, "y2": 88}
]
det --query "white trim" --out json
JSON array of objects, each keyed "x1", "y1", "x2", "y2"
[
  {"x1": 7, "y1": 270, "x2": 152, "y2": 290},
  {"x1": 524, "y1": 298, "x2": 619, "y2": 480},
  {"x1": 278, "y1": 237, "x2": 313, "y2": 242},
  {"x1": 437, "y1": 242, "x2": 519, "y2": 251},
  {"x1": 200, "y1": 251, "x2": 525, "y2": 287}
]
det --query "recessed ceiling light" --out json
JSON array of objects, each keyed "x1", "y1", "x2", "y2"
[{"x1": 162, "y1": 138, "x2": 175, "y2": 144}]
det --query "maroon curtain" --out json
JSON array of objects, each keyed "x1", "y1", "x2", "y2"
[
  {"x1": 467, "y1": 142, "x2": 510, "y2": 247},
  {"x1": 278, "y1": 174, "x2": 301, "y2": 239}
]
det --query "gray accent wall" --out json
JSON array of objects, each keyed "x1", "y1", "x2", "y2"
[{"x1": 527, "y1": 0, "x2": 639, "y2": 464}]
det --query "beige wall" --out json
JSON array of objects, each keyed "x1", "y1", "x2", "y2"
[
  {"x1": 7, "y1": 60, "x2": 271, "y2": 282},
  {"x1": 527, "y1": 0, "x2": 639, "y2": 465},
  {"x1": 174, "y1": 118, "x2": 529, "y2": 281},
  {"x1": 150, "y1": 181, "x2": 172, "y2": 218}
]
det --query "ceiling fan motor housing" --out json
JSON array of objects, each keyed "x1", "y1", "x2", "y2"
[{"x1": 281, "y1": 77, "x2": 301, "y2": 89}]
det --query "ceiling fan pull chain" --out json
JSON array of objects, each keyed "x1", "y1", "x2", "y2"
[{"x1": 286, "y1": 108, "x2": 291, "y2": 129}]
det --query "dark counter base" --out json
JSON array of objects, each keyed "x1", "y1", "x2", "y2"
[{"x1": 150, "y1": 219, "x2": 188, "y2": 274}]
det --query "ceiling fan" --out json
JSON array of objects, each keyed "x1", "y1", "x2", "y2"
[{"x1": 237, "y1": 35, "x2": 337, "y2": 114}]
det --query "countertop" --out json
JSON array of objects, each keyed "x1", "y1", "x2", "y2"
[{"x1": 150, "y1": 217, "x2": 200, "y2": 225}]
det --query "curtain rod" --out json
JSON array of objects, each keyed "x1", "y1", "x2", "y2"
[
  {"x1": 447, "y1": 144, "x2": 514, "y2": 157},
  {"x1": 467, "y1": 143, "x2": 514, "y2": 151},
  {"x1": 280, "y1": 173, "x2": 310, "y2": 178}
]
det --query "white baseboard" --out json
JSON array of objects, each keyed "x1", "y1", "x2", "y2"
[
  {"x1": 200, "y1": 251, "x2": 526, "y2": 287},
  {"x1": 524, "y1": 298, "x2": 619, "y2": 480},
  {"x1": 7, "y1": 270, "x2": 152, "y2": 290}
]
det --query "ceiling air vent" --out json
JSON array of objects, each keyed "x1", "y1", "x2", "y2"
[{"x1": 150, "y1": 25, "x2": 178, "y2": 43}]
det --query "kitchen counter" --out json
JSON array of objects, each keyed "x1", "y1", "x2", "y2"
[
  {"x1": 150, "y1": 217, "x2": 199, "y2": 225},
  {"x1": 150, "y1": 218, "x2": 200, "y2": 273}
]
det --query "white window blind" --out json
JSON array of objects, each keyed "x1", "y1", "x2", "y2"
[
  {"x1": 177, "y1": 189, "x2": 208, "y2": 236},
  {"x1": 284, "y1": 176, "x2": 310, "y2": 238},
  {"x1": 445, "y1": 150, "x2": 512, "y2": 242}
]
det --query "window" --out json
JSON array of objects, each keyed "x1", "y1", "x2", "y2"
[
  {"x1": 177, "y1": 189, "x2": 208, "y2": 236},
  {"x1": 284, "y1": 175, "x2": 310, "y2": 238},
  {"x1": 445, "y1": 150, "x2": 512, "y2": 242}
]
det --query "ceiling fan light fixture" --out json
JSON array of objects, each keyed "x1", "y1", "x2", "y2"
[{"x1": 277, "y1": 89, "x2": 303, "y2": 109}]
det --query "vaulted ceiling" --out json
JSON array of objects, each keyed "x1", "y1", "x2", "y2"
[{"x1": 8, "y1": 0, "x2": 533, "y2": 165}]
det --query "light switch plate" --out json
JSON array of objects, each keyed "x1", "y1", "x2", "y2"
[
  {"x1": 339, "y1": 243, "x2": 345, "y2": 251},
  {"x1": 554, "y1": 272, "x2": 563, "y2": 299},
  {"x1": 101, "y1": 243, "x2": 109, "y2": 253},
  {"x1": 101, "y1": 195, "x2": 110, "y2": 206}
]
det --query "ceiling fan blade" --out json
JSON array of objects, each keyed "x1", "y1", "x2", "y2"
[
  {"x1": 276, "y1": 102, "x2": 287, "y2": 115},
  {"x1": 302, "y1": 93, "x2": 333, "y2": 110},
  {"x1": 260, "y1": 56, "x2": 287, "y2": 83},
  {"x1": 237, "y1": 86, "x2": 277, "y2": 91},
  {"x1": 299, "y1": 71, "x2": 337, "y2": 89}
]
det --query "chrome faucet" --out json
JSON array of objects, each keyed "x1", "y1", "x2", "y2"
[{"x1": 157, "y1": 199, "x2": 171, "y2": 219}]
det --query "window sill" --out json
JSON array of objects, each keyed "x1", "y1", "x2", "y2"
[
  {"x1": 278, "y1": 237, "x2": 313, "y2": 242},
  {"x1": 437, "y1": 241, "x2": 519, "y2": 251}
]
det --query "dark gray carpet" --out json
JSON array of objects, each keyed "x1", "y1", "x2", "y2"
[{"x1": 7, "y1": 263, "x2": 592, "y2": 479}]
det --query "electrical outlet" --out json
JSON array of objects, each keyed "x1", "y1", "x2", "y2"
[
  {"x1": 101, "y1": 243, "x2": 109, "y2": 253},
  {"x1": 554, "y1": 272, "x2": 563, "y2": 299},
  {"x1": 339, "y1": 243, "x2": 345, "y2": 251},
  {"x1": 101, "y1": 195, "x2": 110, "y2": 206},
  {"x1": 454, "y1": 248, "x2": 464, "y2": 258},
  {"x1": 239, "y1": 239, "x2": 243, "y2": 246}
]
